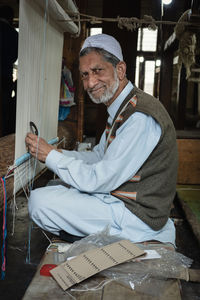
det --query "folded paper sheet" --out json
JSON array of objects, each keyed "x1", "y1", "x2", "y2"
[{"x1": 50, "y1": 239, "x2": 145, "y2": 290}]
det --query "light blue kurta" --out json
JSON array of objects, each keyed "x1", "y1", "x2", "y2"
[{"x1": 29, "y1": 82, "x2": 175, "y2": 245}]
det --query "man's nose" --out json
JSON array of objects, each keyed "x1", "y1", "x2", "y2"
[{"x1": 87, "y1": 73, "x2": 98, "y2": 88}]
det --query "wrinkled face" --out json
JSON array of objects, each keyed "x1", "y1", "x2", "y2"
[{"x1": 79, "y1": 51, "x2": 119, "y2": 105}]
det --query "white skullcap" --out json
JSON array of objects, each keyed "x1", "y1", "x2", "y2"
[{"x1": 80, "y1": 34, "x2": 123, "y2": 61}]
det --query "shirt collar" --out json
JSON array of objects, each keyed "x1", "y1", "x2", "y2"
[{"x1": 107, "y1": 81, "x2": 134, "y2": 123}]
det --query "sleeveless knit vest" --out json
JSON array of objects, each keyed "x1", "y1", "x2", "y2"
[{"x1": 105, "y1": 86, "x2": 178, "y2": 231}]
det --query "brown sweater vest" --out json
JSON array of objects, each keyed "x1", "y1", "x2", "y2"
[{"x1": 105, "y1": 87, "x2": 178, "y2": 231}]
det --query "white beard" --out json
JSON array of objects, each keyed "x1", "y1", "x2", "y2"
[{"x1": 87, "y1": 70, "x2": 119, "y2": 104}]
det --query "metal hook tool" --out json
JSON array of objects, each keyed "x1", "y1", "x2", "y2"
[{"x1": 30, "y1": 121, "x2": 38, "y2": 136}]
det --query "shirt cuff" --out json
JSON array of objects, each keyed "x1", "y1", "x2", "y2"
[{"x1": 45, "y1": 149, "x2": 65, "y2": 172}]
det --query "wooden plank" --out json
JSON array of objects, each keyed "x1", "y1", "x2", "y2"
[
  {"x1": 176, "y1": 130, "x2": 200, "y2": 139},
  {"x1": 102, "y1": 279, "x2": 181, "y2": 300},
  {"x1": 23, "y1": 242, "x2": 182, "y2": 300},
  {"x1": 22, "y1": 251, "x2": 68, "y2": 299},
  {"x1": 176, "y1": 185, "x2": 200, "y2": 222},
  {"x1": 177, "y1": 139, "x2": 200, "y2": 184},
  {"x1": 22, "y1": 249, "x2": 103, "y2": 300},
  {"x1": 176, "y1": 184, "x2": 200, "y2": 246}
]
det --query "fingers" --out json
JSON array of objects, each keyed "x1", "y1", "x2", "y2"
[
  {"x1": 25, "y1": 132, "x2": 37, "y2": 145},
  {"x1": 25, "y1": 133, "x2": 39, "y2": 153},
  {"x1": 25, "y1": 133, "x2": 52, "y2": 162},
  {"x1": 26, "y1": 132, "x2": 38, "y2": 140},
  {"x1": 26, "y1": 132, "x2": 36, "y2": 138}
]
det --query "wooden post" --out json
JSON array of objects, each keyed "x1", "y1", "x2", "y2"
[
  {"x1": 76, "y1": 22, "x2": 86, "y2": 143},
  {"x1": 159, "y1": 51, "x2": 174, "y2": 113},
  {"x1": 61, "y1": 1, "x2": 87, "y2": 144},
  {"x1": 0, "y1": 29, "x2": 2, "y2": 137},
  {"x1": 191, "y1": 0, "x2": 200, "y2": 14},
  {"x1": 177, "y1": 66, "x2": 187, "y2": 129}
]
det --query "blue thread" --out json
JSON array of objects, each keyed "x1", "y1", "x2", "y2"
[{"x1": 26, "y1": 221, "x2": 33, "y2": 264}]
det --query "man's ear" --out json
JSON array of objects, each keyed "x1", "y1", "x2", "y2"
[{"x1": 116, "y1": 61, "x2": 127, "y2": 80}]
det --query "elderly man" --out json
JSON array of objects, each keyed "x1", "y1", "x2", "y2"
[{"x1": 26, "y1": 34, "x2": 178, "y2": 246}]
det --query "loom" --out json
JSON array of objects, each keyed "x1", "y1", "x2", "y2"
[
  {"x1": 14, "y1": 0, "x2": 79, "y2": 193},
  {"x1": 0, "y1": 0, "x2": 80, "y2": 278},
  {"x1": 0, "y1": 0, "x2": 80, "y2": 207}
]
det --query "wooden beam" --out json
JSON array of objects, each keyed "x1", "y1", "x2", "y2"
[
  {"x1": 159, "y1": 51, "x2": 173, "y2": 113},
  {"x1": 177, "y1": 139, "x2": 200, "y2": 184},
  {"x1": 177, "y1": 66, "x2": 187, "y2": 129},
  {"x1": 0, "y1": 26, "x2": 2, "y2": 137}
]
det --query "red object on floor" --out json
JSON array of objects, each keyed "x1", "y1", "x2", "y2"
[{"x1": 40, "y1": 264, "x2": 57, "y2": 276}]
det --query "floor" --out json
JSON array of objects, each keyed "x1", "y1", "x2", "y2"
[{"x1": 0, "y1": 170, "x2": 200, "y2": 300}]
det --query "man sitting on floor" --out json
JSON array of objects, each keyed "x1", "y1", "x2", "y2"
[{"x1": 25, "y1": 34, "x2": 178, "y2": 246}]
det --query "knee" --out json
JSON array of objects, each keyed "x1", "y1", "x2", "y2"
[{"x1": 28, "y1": 188, "x2": 46, "y2": 221}]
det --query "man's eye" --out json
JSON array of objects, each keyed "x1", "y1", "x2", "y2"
[
  {"x1": 93, "y1": 68, "x2": 102, "y2": 74},
  {"x1": 81, "y1": 73, "x2": 88, "y2": 80},
  {"x1": 80, "y1": 68, "x2": 103, "y2": 80}
]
